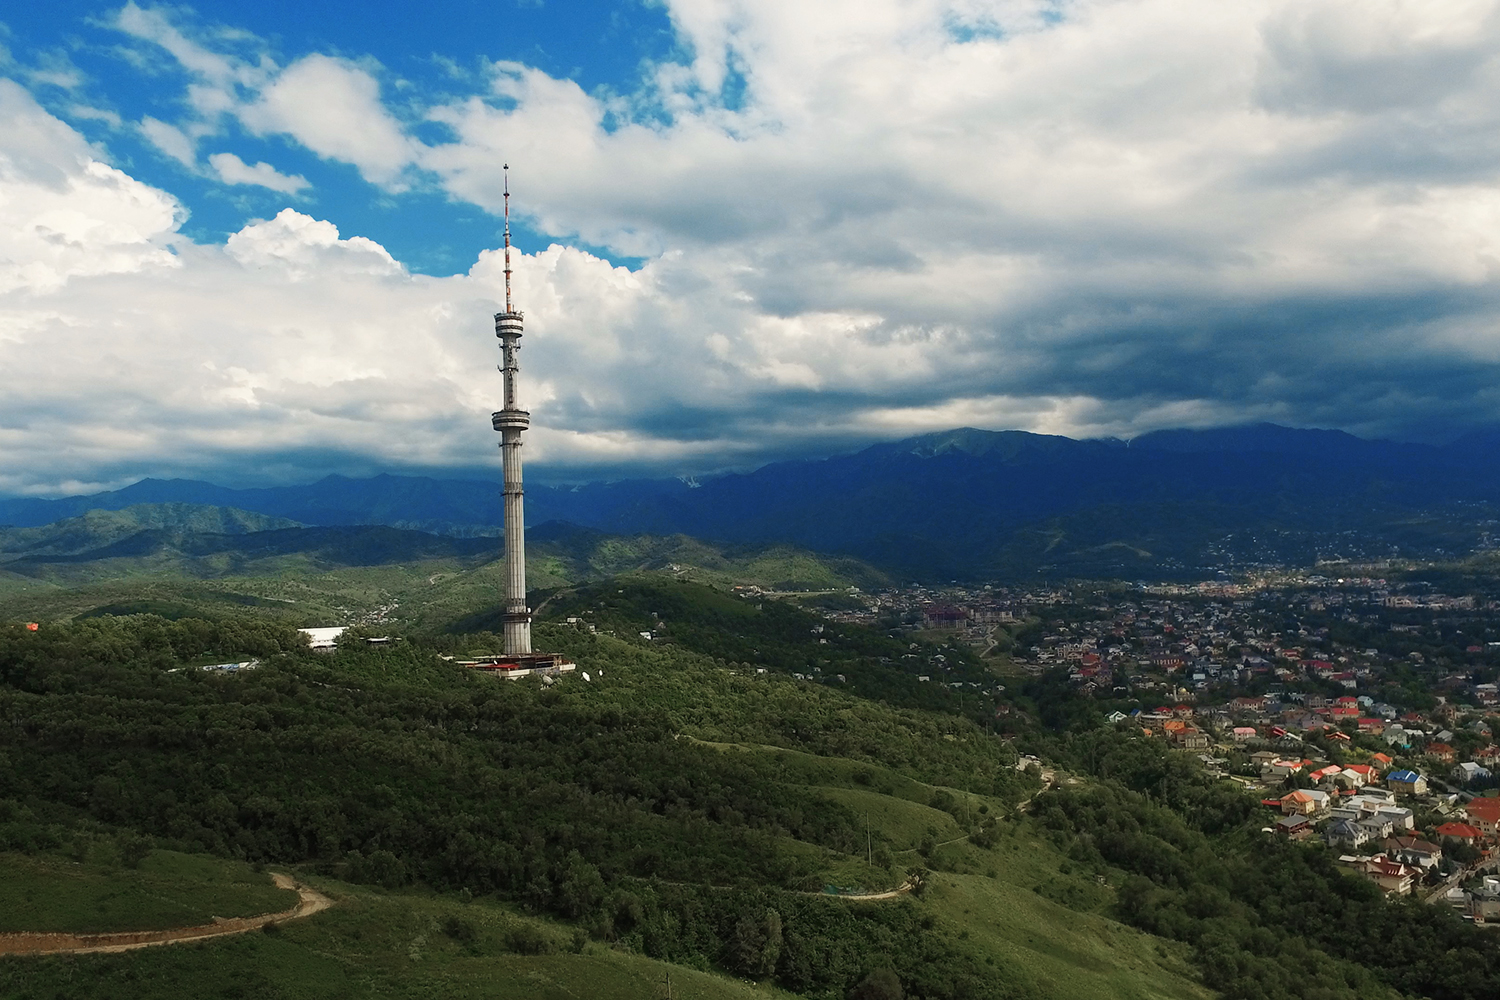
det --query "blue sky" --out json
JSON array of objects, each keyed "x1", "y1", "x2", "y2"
[
  {"x1": 3, "y1": 1, "x2": 1500, "y2": 495},
  {"x1": 5, "y1": 0, "x2": 676, "y2": 272}
]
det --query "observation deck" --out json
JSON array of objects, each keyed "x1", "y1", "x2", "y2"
[{"x1": 491, "y1": 408, "x2": 531, "y2": 431}]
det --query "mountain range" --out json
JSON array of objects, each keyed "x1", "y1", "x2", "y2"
[{"x1": 6, "y1": 423, "x2": 1500, "y2": 580}]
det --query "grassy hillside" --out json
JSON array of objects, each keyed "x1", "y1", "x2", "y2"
[{"x1": 0, "y1": 849, "x2": 294, "y2": 933}]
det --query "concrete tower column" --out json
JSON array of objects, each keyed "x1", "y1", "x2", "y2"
[{"x1": 493, "y1": 309, "x2": 531, "y2": 655}]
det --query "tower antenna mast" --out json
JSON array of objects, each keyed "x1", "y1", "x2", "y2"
[{"x1": 503, "y1": 163, "x2": 513, "y2": 314}]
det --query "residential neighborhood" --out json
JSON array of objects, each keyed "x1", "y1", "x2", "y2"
[{"x1": 824, "y1": 573, "x2": 1500, "y2": 915}]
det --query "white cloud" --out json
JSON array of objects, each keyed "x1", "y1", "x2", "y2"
[
  {"x1": 208, "y1": 152, "x2": 309, "y2": 194},
  {"x1": 138, "y1": 115, "x2": 196, "y2": 166},
  {"x1": 68, "y1": 104, "x2": 124, "y2": 128},
  {"x1": 11, "y1": 2, "x2": 1500, "y2": 492},
  {"x1": 237, "y1": 55, "x2": 417, "y2": 186},
  {"x1": 0, "y1": 81, "x2": 180, "y2": 296}
]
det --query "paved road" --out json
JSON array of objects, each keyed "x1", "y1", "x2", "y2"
[{"x1": 1424, "y1": 857, "x2": 1500, "y2": 905}]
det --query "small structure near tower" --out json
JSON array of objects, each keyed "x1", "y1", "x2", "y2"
[{"x1": 469, "y1": 165, "x2": 574, "y2": 681}]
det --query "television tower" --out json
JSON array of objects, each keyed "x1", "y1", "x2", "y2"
[{"x1": 492, "y1": 164, "x2": 532, "y2": 655}]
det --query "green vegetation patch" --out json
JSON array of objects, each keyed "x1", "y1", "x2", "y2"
[
  {"x1": 0, "y1": 877, "x2": 801, "y2": 1000},
  {"x1": 0, "y1": 849, "x2": 295, "y2": 933},
  {"x1": 927, "y1": 872, "x2": 1210, "y2": 1000}
]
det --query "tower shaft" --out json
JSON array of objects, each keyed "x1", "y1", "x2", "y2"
[{"x1": 493, "y1": 310, "x2": 531, "y2": 654}]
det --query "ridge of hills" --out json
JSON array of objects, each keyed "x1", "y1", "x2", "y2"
[
  {"x1": 7, "y1": 423, "x2": 1500, "y2": 580},
  {"x1": 0, "y1": 503, "x2": 888, "y2": 625}
]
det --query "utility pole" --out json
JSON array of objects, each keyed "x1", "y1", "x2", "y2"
[{"x1": 866, "y1": 814, "x2": 872, "y2": 866}]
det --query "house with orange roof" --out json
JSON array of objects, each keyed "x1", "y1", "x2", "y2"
[
  {"x1": 1280, "y1": 789, "x2": 1329, "y2": 816},
  {"x1": 1426, "y1": 743, "x2": 1456, "y2": 764},
  {"x1": 1370, "y1": 752, "x2": 1394, "y2": 770},
  {"x1": 1309, "y1": 765, "x2": 1344, "y2": 784}
]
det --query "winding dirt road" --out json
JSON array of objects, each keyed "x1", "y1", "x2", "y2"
[{"x1": 0, "y1": 873, "x2": 333, "y2": 956}]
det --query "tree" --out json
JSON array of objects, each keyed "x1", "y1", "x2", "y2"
[
  {"x1": 730, "y1": 907, "x2": 782, "y2": 978},
  {"x1": 849, "y1": 968, "x2": 903, "y2": 1000},
  {"x1": 558, "y1": 851, "x2": 605, "y2": 918}
]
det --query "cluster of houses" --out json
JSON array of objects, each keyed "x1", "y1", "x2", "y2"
[{"x1": 1265, "y1": 768, "x2": 1500, "y2": 899}]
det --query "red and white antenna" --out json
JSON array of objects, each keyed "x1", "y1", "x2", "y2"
[{"x1": 502, "y1": 163, "x2": 513, "y2": 314}]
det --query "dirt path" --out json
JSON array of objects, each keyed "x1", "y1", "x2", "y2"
[
  {"x1": 814, "y1": 876, "x2": 918, "y2": 901},
  {"x1": 0, "y1": 873, "x2": 334, "y2": 956}
]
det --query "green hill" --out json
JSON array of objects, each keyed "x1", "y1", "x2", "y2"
[{"x1": 0, "y1": 587, "x2": 1212, "y2": 1000}]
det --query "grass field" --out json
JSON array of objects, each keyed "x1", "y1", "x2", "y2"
[
  {"x1": 0, "y1": 850, "x2": 296, "y2": 933},
  {"x1": 926, "y1": 872, "x2": 1211, "y2": 1000},
  {"x1": 812, "y1": 785, "x2": 962, "y2": 852},
  {"x1": 0, "y1": 877, "x2": 802, "y2": 1000}
]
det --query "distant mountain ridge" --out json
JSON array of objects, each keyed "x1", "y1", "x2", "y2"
[
  {"x1": 0, "y1": 503, "x2": 885, "y2": 597},
  {"x1": 6, "y1": 424, "x2": 1500, "y2": 580}
]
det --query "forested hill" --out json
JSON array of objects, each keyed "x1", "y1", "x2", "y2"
[
  {"x1": 9, "y1": 423, "x2": 1500, "y2": 580},
  {"x1": 6, "y1": 580, "x2": 1500, "y2": 998}
]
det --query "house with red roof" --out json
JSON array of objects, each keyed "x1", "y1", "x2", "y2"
[
  {"x1": 1435, "y1": 822, "x2": 1482, "y2": 844},
  {"x1": 1385, "y1": 835, "x2": 1443, "y2": 870},
  {"x1": 1355, "y1": 856, "x2": 1421, "y2": 895},
  {"x1": 1466, "y1": 797, "x2": 1500, "y2": 836}
]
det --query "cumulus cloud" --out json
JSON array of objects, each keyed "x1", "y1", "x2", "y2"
[
  {"x1": 111, "y1": 8, "x2": 417, "y2": 189},
  {"x1": 10, "y1": 1, "x2": 1500, "y2": 493},
  {"x1": 208, "y1": 152, "x2": 308, "y2": 194},
  {"x1": 0, "y1": 81, "x2": 181, "y2": 297},
  {"x1": 237, "y1": 55, "x2": 417, "y2": 187}
]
